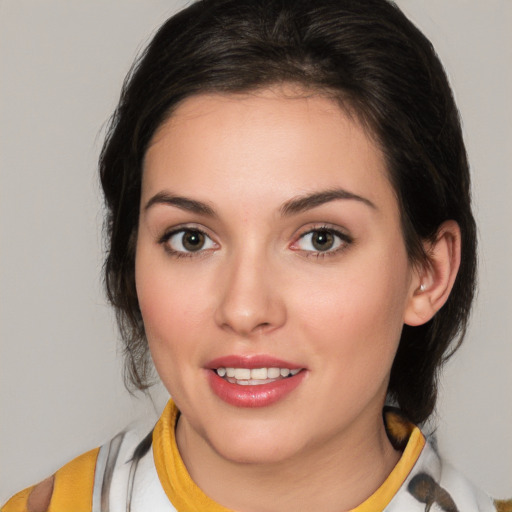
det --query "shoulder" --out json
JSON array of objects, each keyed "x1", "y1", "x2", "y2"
[
  {"x1": 438, "y1": 462, "x2": 511, "y2": 512},
  {"x1": 1, "y1": 447, "x2": 99, "y2": 512},
  {"x1": 383, "y1": 409, "x2": 510, "y2": 512},
  {"x1": 1, "y1": 421, "x2": 159, "y2": 512},
  {"x1": 404, "y1": 435, "x2": 510, "y2": 512}
]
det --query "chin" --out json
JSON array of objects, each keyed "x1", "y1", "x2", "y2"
[
  {"x1": 202, "y1": 418, "x2": 311, "y2": 466},
  {"x1": 214, "y1": 437, "x2": 301, "y2": 466}
]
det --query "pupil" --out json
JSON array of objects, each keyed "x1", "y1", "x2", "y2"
[
  {"x1": 312, "y1": 230, "x2": 334, "y2": 251},
  {"x1": 183, "y1": 231, "x2": 204, "y2": 251}
]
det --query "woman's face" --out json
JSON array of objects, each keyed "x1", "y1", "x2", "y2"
[{"x1": 136, "y1": 88, "x2": 420, "y2": 464}]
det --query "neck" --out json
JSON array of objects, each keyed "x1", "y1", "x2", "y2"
[{"x1": 176, "y1": 408, "x2": 401, "y2": 512}]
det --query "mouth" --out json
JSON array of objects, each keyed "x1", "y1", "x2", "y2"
[
  {"x1": 206, "y1": 357, "x2": 306, "y2": 407},
  {"x1": 214, "y1": 367, "x2": 302, "y2": 385}
]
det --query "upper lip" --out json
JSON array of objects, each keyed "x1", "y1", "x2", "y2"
[{"x1": 205, "y1": 354, "x2": 304, "y2": 370}]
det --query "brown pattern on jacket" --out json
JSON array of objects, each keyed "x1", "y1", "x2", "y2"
[{"x1": 408, "y1": 473, "x2": 459, "y2": 512}]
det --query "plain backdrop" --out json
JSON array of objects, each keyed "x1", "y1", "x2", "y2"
[{"x1": 1, "y1": 0, "x2": 511, "y2": 503}]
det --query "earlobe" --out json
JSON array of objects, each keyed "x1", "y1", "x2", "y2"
[{"x1": 404, "y1": 220, "x2": 461, "y2": 327}]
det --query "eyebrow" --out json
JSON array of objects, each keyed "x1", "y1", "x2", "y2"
[
  {"x1": 144, "y1": 192, "x2": 216, "y2": 216},
  {"x1": 144, "y1": 187, "x2": 376, "y2": 217},
  {"x1": 280, "y1": 188, "x2": 376, "y2": 216}
]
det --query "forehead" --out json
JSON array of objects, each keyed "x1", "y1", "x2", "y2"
[{"x1": 142, "y1": 88, "x2": 395, "y2": 212}]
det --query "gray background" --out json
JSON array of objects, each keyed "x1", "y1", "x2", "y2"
[{"x1": 1, "y1": 0, "x2": 511, "y2": 503}]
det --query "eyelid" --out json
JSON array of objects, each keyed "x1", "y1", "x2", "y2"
[
  {"x1": 157, "y1": 223, "x2": 206, "y2": 243},
  {"x1": 290, "y1": 224, "x2": 353, "y2": 256},
  {"x1": 158, "y1": 224, "x2": 219, "y2": 256}
]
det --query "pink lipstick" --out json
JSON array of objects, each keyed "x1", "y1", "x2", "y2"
[{"x1": 205, "y1": 355, "x2": 306, "y2": 408}]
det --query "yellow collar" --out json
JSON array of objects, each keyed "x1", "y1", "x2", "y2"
[{"x1": 153, "y1": 400, "x2": 425, "y2": 512}]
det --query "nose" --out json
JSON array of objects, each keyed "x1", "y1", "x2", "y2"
[{"x1": 214, "y1": 248, "x2": 287, "y2": 337}]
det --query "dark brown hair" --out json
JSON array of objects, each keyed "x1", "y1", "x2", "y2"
[{"x1": 100, "y1": 0, "x2": 477, "y2": 424}]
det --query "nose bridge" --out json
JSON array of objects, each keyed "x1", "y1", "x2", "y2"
[{"x1": 214, "y1": 240, "x2": 285, "y2": 336}]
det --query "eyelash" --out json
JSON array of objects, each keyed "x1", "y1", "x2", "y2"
[
  {"x1": 157, "y1": 225, "x2": 353, "y2": 259},
  {"x1": 292, "y1": 225, "x2": 353, "y2": 259},
  {"x1": 158, "y1": 227, "x2": 216, "y2": 259}
]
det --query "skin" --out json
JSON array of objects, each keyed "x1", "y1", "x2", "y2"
[{"x1": 136, "y1": 88, "x2": 460, "y2": 512}]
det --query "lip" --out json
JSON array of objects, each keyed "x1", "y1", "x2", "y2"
[
  {"x1": 205, "y1": 354, "x2": 307, "y2": 408},
  {"x1": 206, "y1": 354, "x2": 303, "y2": 370}
]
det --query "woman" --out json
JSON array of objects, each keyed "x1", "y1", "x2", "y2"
[{"x1": 2, "y1": 0, "x2": 510, "y2": 511}]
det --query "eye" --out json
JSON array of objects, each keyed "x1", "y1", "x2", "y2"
[
  {"x1": 293, "y1": 228, "x2": 350, "y2": 254},
  {"x1": 162, "y1": 228, "x2": 216, "y2": 254}
]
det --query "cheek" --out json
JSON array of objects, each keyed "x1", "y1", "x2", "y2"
[
  {"x1": 136, "y1": 240, "x2": 210, "y2": 334},
  {"x1": 294, "y1": 249, "x2": 410, "y2": 378},
  {"x1": 134, "y1": 245, "x2": 211, "y2": 386},
  {"x1": 136, "y1": 272, "x2": 207, "y2": 402},
  {"x1": 138, "y1": 279, "x2": 205, "y2": 338}
]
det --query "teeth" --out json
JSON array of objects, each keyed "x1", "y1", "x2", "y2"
[
  {"x1": 215, "y1": 367, "x2": 301, "y2": 382},
  {"x1": 234, "y1": 368, "x2": 251, "y2": 380},
  {"x1": 250, "y1": 368, "x2": 268, "y2": 379},
  {"x1": 267, "y1": 367, "x2": 280, "y2": 379}
]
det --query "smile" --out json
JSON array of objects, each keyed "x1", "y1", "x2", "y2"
[
  {"x1": 207, "y1": 366, "x2": 306, "y2": 407},
  {"x1": 215, "y1": 367, "x2": 301, "y2": 385}
]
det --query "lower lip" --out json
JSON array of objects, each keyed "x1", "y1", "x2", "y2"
[{"x1": 206, "y1": 370, "x2": 306, "y2": 408}]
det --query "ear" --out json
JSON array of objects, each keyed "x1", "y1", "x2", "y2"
[{"x1": 404, "y1": 220, "x2": 461, "y2": 327}]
